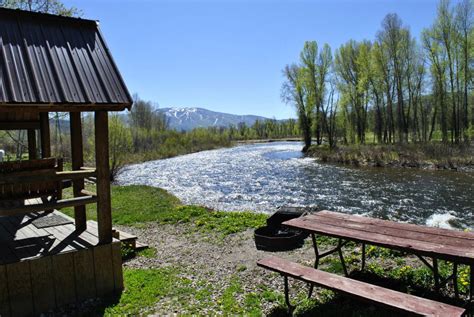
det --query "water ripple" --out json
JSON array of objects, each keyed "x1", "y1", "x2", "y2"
[{"x1": 117, "y1": 142, "x2": 474, "y2": 229}]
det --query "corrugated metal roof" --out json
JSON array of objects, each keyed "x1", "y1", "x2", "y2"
[{"x1": 0, "y1": 7, "x2": 132, "y2": 110}]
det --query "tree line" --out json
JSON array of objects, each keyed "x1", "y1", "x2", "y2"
[
  {"x1": 0, "y1": 96, "x2": 301, "y2": 179},
  {"x1": 283, "y1": 0, "x2": 474, "y2": 151}
]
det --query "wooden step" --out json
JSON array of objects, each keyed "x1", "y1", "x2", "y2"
[
  {"x1": 135, "y1": 241, "x2": 149, "y2": 251},
  {"x1": 87, "y1": 220, "x2": 138, "y2": 249},
  {"x1": 257, "y1": 256, "x2": 465, "y2": 317}
]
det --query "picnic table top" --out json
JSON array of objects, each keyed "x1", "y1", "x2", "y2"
[{"x1": 283, "y1": 210, "x2": 474, "y2": 265}]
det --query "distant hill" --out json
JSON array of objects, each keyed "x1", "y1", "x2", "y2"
[
  {"x1": 158, "y1": 107, "x2": 270, "y2": 131},
  {"x1": 46, "y1": 107, "x2": 278, "y2": 132}
]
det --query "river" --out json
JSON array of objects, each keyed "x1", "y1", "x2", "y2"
[{"x1": 117, "y1": 142, "x2": 474, "y2": 229}]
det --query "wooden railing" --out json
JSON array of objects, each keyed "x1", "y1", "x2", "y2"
[
  {"x1": 0, "y1": 158, "x2": 98, "y2": 217},
  {"x1": 0, "y1": 169, "x2": 97, "y2": 185}
]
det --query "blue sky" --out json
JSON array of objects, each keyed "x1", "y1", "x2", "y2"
[{"x1": 65, "y1": 0, "x2": 446, "y2": 119}]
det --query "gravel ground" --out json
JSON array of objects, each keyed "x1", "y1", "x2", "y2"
[
  {"x1": 55, "y1": 222, "x2": 459, "y2": 316},
  {"x1": 117, "y1": 223, "x2": 317, "y2": 315}
]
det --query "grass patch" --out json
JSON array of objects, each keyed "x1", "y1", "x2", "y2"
[
  {"x1": 137, "y1": 247, "x2": 157, "y2": 258},
  {"x1": 220, "y1": 276, "x2": 244, "y2": 312},
  {"x1": 62, "y1": 184, "x2": 266, "y2": 235},
  {"x1": 94, "y1": 269, "x2": 280, "y2": 316},
  {"x1": 103, "y1": 267, "x2": 185, "y2": 316},
  {"x1": 217, "y1": 276, "x2": 267, "y2": 316}
]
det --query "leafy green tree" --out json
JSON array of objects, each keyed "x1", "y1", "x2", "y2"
[
  {"x1": 454, "y1": 0, "x2": 473, "y2": 140},
  {"x1": 282, "y1": 64, "x2": 313, "y2": 151},
  {"x1": 335, "y1": 40, "x2": 371, "y2": 144},
  {"x1": 0, "y1": 0, "x2": 80, "y2": 16},
  {"x1": 377, "y1": 13, "x2": 412, "y2": 143},
  {"x1": 423, "y1": 20, "x2": 449, "y2": 142},
  {"x1": 109, "y1": 114, "x2": 132, "y2": 181}
]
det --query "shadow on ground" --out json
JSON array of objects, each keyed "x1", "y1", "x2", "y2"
[{"x1": 267, "y1": 269, "x2": 471, "y2": 317}]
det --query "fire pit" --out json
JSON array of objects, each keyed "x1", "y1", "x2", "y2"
[{"x1": 254, "y1": 206, "x2": 317, "y2": 251}]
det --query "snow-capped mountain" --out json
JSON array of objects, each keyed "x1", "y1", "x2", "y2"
[{"x1": 158, "y1": 107, "x2": 270, "y2": 131}]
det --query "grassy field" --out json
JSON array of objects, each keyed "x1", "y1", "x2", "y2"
[{"x1": 63, "y1": 184, "x2": 266, "y2": 235}]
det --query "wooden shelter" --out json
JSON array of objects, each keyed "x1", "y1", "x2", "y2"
[{"x1": 0, "y1": 7, "x2": 133, "y2": 316}]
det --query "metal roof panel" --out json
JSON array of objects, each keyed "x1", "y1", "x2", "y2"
[{"x1": 0, "y1": 7, "x2": 132, "y2": 110}]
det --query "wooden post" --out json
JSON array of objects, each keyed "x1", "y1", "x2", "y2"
[
  {"x1": 39, "y1": 113, "x2": 51, "y2": 158},
  {"x1": 27, "y1": 129, "x2": 37, "y2": 159},
  {"x1": 94, "y1": 111, "x2": 112, "y2": 244},
  {"x1": 70, "y1": 112, "x2": 87, "y2": 231}
]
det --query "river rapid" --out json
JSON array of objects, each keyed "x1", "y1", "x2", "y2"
[{"x1": 117, "y1": 142, "x2": 474, "y2": 229}]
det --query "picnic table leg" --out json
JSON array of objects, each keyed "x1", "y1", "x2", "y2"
[
  {"x1": 433, "y1": 258, "x2": 440, "y2": 292},
  {"x1": 470, "y1": 264, "x2": 473, "y2": 303},
  {"x1": 361, "y1": 243, "x2": 366, "y2": 271},
  {"x1": 311, "y1": 233, "x2": 320, "y2": 269},
  {"x1": 453, "y1": 263, "x2": 459, "y2": 299},
  {"x1": 283, "y1": 275, "x2": 295, "y2": 314},
  {"x1": 338, "y1": 239, "x2": 349, "y2": 277},
  {"x1": 308, "y1": 233, "x2": 319, "y2": 298}
]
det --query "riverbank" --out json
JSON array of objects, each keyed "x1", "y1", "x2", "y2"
[
  {"x1": 122, "y1": 137, "x2": 303, "y2": 165},
  {"x1": 307, "y1": 143, "x2": 474, "y2": 171},
  {"x1": 61, "y1": 185, "x2": 470, "y2": 315},
  {"x1": 236, "y1": 138, "x2": 302, "y2": 144}
]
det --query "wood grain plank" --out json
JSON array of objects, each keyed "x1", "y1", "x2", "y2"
[
  {"x1": 284, "y1": 217, "x2": 474, "y2": 264},
  {"x1": 30, "y1": 256, "x2": 55, "y2": 314},
  {"x1": 0, "y1": 195, "x2": 98, "y2": 216},
  {"x1": 0, "y1": 223, "x2": 20, "y2": 265},
  {"x1": 95, "y1": 111, "x2": 112, "y2": 244},
  {"x1": 70, "y1": 112, "x2": 87, "y2": 231},
  {"x1": 59, "y1": 223, "x2": 99, "y2": 246},
  {"x1": 305, "y1": 213, "x2": 474, "y2": 248},
  {"x1": 111, "y1": 242, "x2": 124, "y2": 293},
  {"x1": 27, "y1": 129, "x2": 37, "y2": 160},
  {"x1": 56, "y1": 211, "x2": 99, "y2": 245},
  {"x1": 40, "y1": 223, "x2": 75, "y2": 254},
  {"x1": 6, "y1": 261, "x2": 33, "y2": 317},
  {"x1": 0, "y1": 264, "x2": 10, "y2": 317},
  {"x1": 0, "y1": 217, "x2": 38, "y2": 261},
  {"x1": 39, "y1": 113, "x2": 51, "y2": 158},
  {"x1": 52, "y1": 253, "x2": 76, "y2": 307},
  {"x1": 93, "y1": 244, "x2": 114, "y2": 296},
  {"x1": 74, "y1": 248, "x2": 96, "y2": 302},
  {"x1": 258, "y1": 256, "x2": 465, "y2": 317},
  {"x1": 316, "y1": 210, "x2": 474, "y2": 240}
]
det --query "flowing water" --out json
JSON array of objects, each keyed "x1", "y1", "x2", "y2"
[{"x1": 117, "y1": 142, "x2": 474, "y2": 229}]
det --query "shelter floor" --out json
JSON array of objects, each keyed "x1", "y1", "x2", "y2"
[{"x1": 0, "y1": 209, "x2": 115, "y2": 265}]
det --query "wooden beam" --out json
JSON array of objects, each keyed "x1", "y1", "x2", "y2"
[
  {"x1": 55, "y1": 170, "x2": 98, "y2": 179},
  {"x1": 80, "y1": 189, "x2": 97, "y2": 197},
  {"x1": 39, "y1": 113, "x2": 51, "y2": 158},
  {"x1": 0, "y1": 121, "x2": 40, "y2": 130},
  {"x1": 27, "y1": 129, "x2": 37, "y2": 159},
  {"x1": 0, "y1": 195, "x2": 98, "y2": 216},
  {"x1": 70, "y1": 112, "x2": 87, "y2": 231},
  {"x1": 95, "y1": 111, "x2": 112, "y2": 244},
  {"x1": 0, "y1": 169, "x2": 97, "y2": 185}
]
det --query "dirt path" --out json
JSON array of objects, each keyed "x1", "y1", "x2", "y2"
[{"x1": 118, "y1": 223, "x2": 316, "y2": 315}]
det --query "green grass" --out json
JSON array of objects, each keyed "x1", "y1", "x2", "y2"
[
  {"x1": 62, "y1": 184, "x2": 266, "y2": 235},
  {"x1": 137, "y1": 246, "x2": 157, "y2": 258},
  {"x1": 103, "y1": 267, "x2": 186, "y2": 316},
  {"x1": 96, "y1": 268, "x2": 282, "y2": 316}
]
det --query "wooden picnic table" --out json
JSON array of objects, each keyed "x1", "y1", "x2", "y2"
[{"x1": 283, "y1": 210, "x2": 474, "y2": 301}]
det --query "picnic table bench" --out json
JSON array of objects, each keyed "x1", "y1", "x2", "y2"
[
  {"x1": 258, "y1": 257, "x2": 465, "y2": 316},
  {"x1": 258, "y1": 210, "x2": 472, "y2": 315}
]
